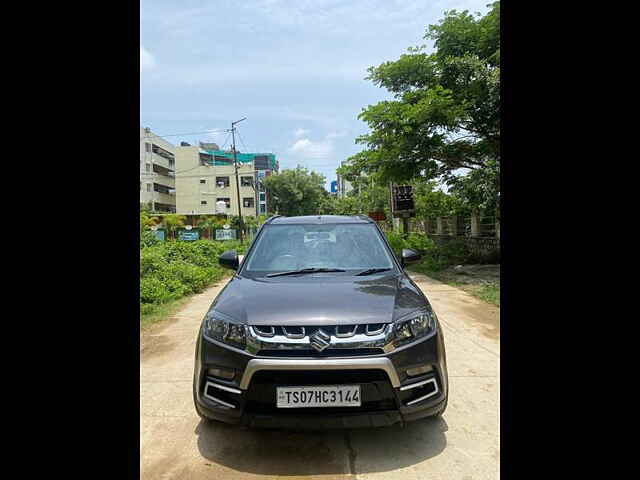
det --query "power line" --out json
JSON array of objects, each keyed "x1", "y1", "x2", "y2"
[
  {"x1": 236, "y1": 128, "x2": 249, "y2": 152},
  {"x1": 140, "y1": 129, "x2": 229, "y2": 140},
  {"x1": 219, "y1": 132, "x2": 232, "y2": 150}
]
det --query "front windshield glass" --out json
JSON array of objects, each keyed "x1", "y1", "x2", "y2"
[{"x1": 243, "y1": 224, "x2": 395, "y2": 273}]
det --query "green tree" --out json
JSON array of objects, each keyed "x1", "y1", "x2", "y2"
[
  {"x1": 197, "y1": 215, "x2": 225, "y2": 239},
  {"x1": 163, "y1": 214, "x2": 186, "y2": 240},
  {"x1": 140, "y1": 210, "x2": 159, "y2": 233},
  {"x1": 262, "y1": 166, "x2": 328, "y2": 216},
  {"x1": 347, "y1": 2, "x2": 500, "y2": 212}
]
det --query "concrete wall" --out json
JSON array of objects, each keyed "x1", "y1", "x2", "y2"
[{"x1": 175, "y1": 146, "x2": 258, "y2": 216}]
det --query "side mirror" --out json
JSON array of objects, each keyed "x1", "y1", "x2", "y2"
[
  {"x1": 401, "y1": 248, "x2": 421, "y2": 266},
  {"x1": 219, "y1": 250, "x2": 239, "y2": 270}
]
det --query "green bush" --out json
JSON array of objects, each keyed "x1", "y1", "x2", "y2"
[
  {"x1": 140, "y1": 239, "x2": 249, "y2": 311},
  {"x1": 140, "y1": 230, "x2": 160, "y2": 248},
  {"x1": 384, "y1": 231, "x2": 499, "y2": 272},
  {"x1": 386, "y1": 232, "x2": 408, "y2": 258},
  {"x1": 406, "y1": 233, "x2": 436, "y2": 253}
]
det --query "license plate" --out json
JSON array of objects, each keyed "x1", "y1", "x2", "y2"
[{"x1": 276, "y1": 385, "x2": 361, "y2": 408}]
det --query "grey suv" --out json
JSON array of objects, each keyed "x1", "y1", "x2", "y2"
[{"x1": 193, "y1": 215, "x2": 448, "y2": 428}]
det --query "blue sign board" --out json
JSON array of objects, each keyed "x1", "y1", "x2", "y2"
[
  {"x1": 178, "y1": 230, "x2": 200, "y2": 241},
  {"x1": 330, "y1": 180, "x2": 338, "y2": 193},
  {"x1": 216, "y1": 229, "x2": 237, "y2": 240}
]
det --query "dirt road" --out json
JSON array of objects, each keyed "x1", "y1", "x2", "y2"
[{"x1": 140, "y1": 272, "x2": 499, "y2": 479}]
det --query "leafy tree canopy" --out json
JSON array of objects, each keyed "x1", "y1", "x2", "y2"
[
  {"x1": 345, "y1": 1, "x2": 500, "y2": 211},
  {"x1": 262, "y1": 166, "x2": 328, "y2": 217}
]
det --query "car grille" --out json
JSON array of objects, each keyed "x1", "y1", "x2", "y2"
[
  {"x1": 253, "y1": 324, "x2": 387, "y2": 338},
  {"x1": 246, "y1": 323, "x2": 393, "y2": 357}
]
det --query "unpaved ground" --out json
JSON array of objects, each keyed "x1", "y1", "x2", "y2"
[
  {"x1": 426, "y1": 264, "x2": 500, "y2": 287},
  {"x1": 140, "y1": 273, "x2": 499, "y2": 479}
]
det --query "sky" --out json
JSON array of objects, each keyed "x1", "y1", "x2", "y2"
[{"x1": 141, "y1": 0, "x2": 492, "y2": 190}]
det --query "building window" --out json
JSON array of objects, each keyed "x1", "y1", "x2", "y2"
[
  {"x1": 216, "y1": 176, "x2": 230, "y2": 187},
  {"x1": 243, "y1": 198, "x2": 254, "y2": 208},
  {"x1": 217, "y1": 198, "x2": 231, "y2": 208},
  {"x1": 146, "y1": 184, "x2": 151, "y2": 192},
  {"x1": 154, "y1": 183, "x2": 171, "y2": 194},
  {"x1": 201, "y1": 200, "x2": 207, "y2": 205},
  {"x1": 145, "y1": 143, "x2": 151, "y2": 152},
  {"x1": 259, "y1": 193, "x2": 266, "y2": 201},
  {"x1": 146, "y1": 164, "x2": 151, "y2": 172},
  {"x1": 260, "y1": 204, "x2": 266, "y2": 214},
  {"x1": 200, "y1": 179, "x2": 206, "y2": 184},
  {"x1": 241, "y1": 176, "x2": 253, "y2": 187}
]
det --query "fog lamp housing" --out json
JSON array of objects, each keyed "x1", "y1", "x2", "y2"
[
  {"x1": 406, "y1": 365, "x2": 433, "y2": 377},
  {"x1": 207, "y1": 367, "x2": 235, "y2": 380}
]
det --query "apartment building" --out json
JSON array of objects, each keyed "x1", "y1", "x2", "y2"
[
  {"x1": 174, "y1": 143, "x2": 278, "y2": 216},
  {"x1": 140, "y1": 127, "x2": 176, "y2": 212}
]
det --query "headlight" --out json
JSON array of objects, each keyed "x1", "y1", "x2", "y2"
[
  {"x1": 203, "y1": 311, "x2": 246, "y2": 349},
  {"x1": 393, "y1": 309, "x2": 436, "y2": 347}
]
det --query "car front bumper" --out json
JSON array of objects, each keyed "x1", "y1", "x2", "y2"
[{"x1": 193, "y1": 328, "x2": 448, "y2": 429}]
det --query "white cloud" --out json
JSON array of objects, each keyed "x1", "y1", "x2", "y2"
[
  {"x1": 289, "y1": 138, "x2": 333, "y2": 160},
  {"x1": 294, "y1": 128, "x2": 310, "y2": 137},
  {"x1": 288, "y1": 133, "x2": 338, "y2": 161},
  {"x1": 141, "y1": 46, "x2": 156, "y2": 71}
]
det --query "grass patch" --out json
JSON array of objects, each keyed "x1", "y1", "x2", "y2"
[
  {"x1": 140, "y1": 239, "x2": 247, "y2": 327},
  {"x1": 409, "y1": 264, "x2": 500, "y2": 307},
  {"x1": 140, "y1": 272, "x2": 233, "y2": 329},
  {"x1": 140, "y1": 295, "x2": 193, "y2": 330}
]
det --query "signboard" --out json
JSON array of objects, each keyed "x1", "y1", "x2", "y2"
[
  {"x1": 368, "y1": 211, "x2": 386, "y2": 222},
  {"x1": 154, "y1": 229, "x2": 166, "y2": 241},
  {"x1": 391, "y1": 184, "x2": 416, "y2": 218},
  {"x1": 178, "y1": 229, "x2": 200, "y2": 241},
  {"x1": 216, "y1": 229, "x2": 237, "y2": 240},
  {"x1": 330, "y1": 180, "x2": 338, "y2": 193}
]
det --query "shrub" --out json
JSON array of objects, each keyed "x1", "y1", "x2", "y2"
[
  {"x1": 140, "y1": 239, "x2": 249, "y2": 312},
  {"x1": 386, "y1": 232, "x2": 408, "y2": 258},
  {"x1": 406, "y1": 233, "x2": 436, "y2": 253},
  {"x1": 140, "y1": 230, "x2": 159, "y2": 248}
]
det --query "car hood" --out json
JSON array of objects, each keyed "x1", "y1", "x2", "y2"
[{"x1": 209, "y1": 273, "x2": 428, "y2": 326}]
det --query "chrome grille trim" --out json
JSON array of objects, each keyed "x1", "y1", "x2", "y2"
[
  {"x1": 246, "y1": 324, "x2": 394, "y2": 355},
  {"x1": 365, "y1": 323, "x2": 385, "y2": 336},
  {"x1": 281, "y1": 326, "x2": 305, "y2": 339},
  {"x1": 254, "y1": 326, "x2": 275, "y2": 337},
  {"x1": 335, "y1": 325, "x2": 358, "y2": 338}
]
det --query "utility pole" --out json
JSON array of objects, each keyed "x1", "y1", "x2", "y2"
[{"x1": 231, "y1": 117, "x2": 246, "y2": 243}]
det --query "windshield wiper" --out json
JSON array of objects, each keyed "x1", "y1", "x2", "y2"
[
  {"x1": 266, "y1": 267, "x2": 346, "y2": 278},
  {"x1": 354, "y1": 268, "x2": 392, "y2": 276}
]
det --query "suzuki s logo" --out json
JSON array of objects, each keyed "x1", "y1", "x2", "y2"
[{"x1": 310, "y1": 329, "x2": 331, "y2": 352}]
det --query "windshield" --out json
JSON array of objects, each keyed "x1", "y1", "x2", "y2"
[{"x1": 243, "y1": 223, "x2": 396, "y2": 274}]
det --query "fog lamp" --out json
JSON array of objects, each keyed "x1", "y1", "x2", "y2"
[
  {"x1": 406, "y1": 365, "x2": 433, "y2": 377},
  {"x1": 207, "y1": 367, "x2": 235, "y2": 380}
]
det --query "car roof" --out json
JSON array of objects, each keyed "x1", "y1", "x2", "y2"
[{"x1": 268, "y1": 215, "x2": 373, "y2": 225}]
